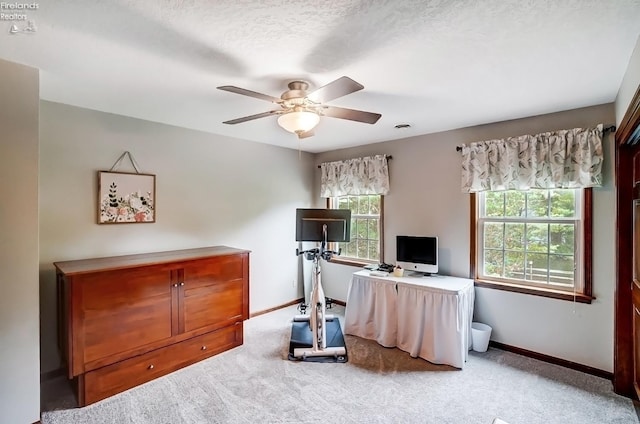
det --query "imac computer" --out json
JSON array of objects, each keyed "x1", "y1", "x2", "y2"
[{"x1": 396, "y1": 235, "x2": 438, "y2": 275}]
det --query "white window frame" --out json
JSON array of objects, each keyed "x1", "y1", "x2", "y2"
[
  {"x1": 474, "y1": 188, "x2": 593, "y2": 302},
  {"x1": 328, "y1": 195, "x2": 383, "y2": 265}
]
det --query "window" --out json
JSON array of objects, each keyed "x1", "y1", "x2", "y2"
[
  {"x1": 473, "y1": 188, "x2": 593, "y2": 303},
  {"x1": 329, "y1": 195, "x2": 383, "y2": 264}
]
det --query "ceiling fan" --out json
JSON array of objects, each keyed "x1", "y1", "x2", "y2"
[{"x1": 217, "y1": 76, "x2": 381, "y2": 139}]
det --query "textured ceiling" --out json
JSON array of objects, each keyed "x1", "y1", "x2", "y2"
[{"x1": 1, "y1": 0, "x2": 639, "y2": 153}]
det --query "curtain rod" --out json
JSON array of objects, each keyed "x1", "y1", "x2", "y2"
[
  {"x1": 454, "y1": 125, "x2": 617, "y2": 152},
  {"x1": 317, "y1": 155, "x2": 393, "y2": 168}
]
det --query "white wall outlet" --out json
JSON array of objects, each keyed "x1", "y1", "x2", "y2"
[{"x1": 292, "y1": 279, "x2": 297, "y2": 288}]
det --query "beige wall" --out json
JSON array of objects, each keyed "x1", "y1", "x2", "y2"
[
  {"x1": 616, "y1": 34, "x2": 640, "y2": 125},
  {"x1": 39, "y1": 101, "x2": 314, "y2": 373},
  {"x1": 0, "y1": 59, "x2": 41, "y2": 423},
  {"x1": 315, "y1": 104, "x2": 616, "y2": 372}
]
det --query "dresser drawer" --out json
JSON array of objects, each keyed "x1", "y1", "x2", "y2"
[{"x1": 81, "y1": 323, "x2": 243, "y2": 405}]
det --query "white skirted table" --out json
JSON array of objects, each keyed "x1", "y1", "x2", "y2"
[{"x1": 344, "y1": 270, "x2": 475, "y2": 369}]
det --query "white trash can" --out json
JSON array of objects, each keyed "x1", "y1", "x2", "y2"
[{"x1": 471, "y1": 322, "x2": 492, "y2": 353}]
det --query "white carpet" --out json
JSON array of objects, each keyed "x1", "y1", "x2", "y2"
[{"x1": 41, "y1": 305, "x2": 639, "y2": 424}]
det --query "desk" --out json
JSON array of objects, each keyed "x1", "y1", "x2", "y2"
[{"x1": 344, "y1": 270, "x2": 475, "y2": 369}]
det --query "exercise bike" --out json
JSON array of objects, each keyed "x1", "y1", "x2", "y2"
[{"x1": 292, "y1": 224, "x2": 346, "y2": 360}]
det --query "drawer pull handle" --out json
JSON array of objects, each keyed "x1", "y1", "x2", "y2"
[
  {"x1": 179, "y1": 282, "x2": 185, "y2": 286},
  {"x1": 201, "y1": 346, "x2": 207, "y2": 351},
  {"x1": 148, "y1": 364, "x2": 154, "y2": 370},
  {"x1": 172, "y1": 283, "x2": 178, "y2": 288}
]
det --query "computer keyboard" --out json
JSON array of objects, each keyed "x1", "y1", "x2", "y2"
[{"x1": 369, "y1": 270, "x2": 389, "y2": 277}]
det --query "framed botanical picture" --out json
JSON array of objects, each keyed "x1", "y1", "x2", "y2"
[{"x1": 98, "y1": 171, "x2": 156, "y2": 224}]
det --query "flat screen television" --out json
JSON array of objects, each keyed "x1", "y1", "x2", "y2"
[
  {"x1": 396, "y1": 235, "x2": 438, "y2": 275},
  {"x1": 295, "y1": 208, "x2": 351, "y2": 243}
]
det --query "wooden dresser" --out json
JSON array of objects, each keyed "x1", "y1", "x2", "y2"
[{"x1": 54, "y1": 246, "x2": 250, "y2": 406}]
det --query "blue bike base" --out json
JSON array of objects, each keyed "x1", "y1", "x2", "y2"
[{"x1": 287, "y1": 318, "x2": 348, "y2": 363}]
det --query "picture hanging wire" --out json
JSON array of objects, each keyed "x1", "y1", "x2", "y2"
[{"x1": 109, "y1": 151, "x2": 142, "y2": 174}]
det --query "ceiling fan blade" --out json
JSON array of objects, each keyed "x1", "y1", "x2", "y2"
[
  {"x1": 306, "y1": 76, "x2": 364, "y2": 103},
  {"x1": 320, "y1": 106, "x2": 381, "y2": 124},
  {"x1": 217, "y1": 86, "x2": 283, "y2": 104},
  {"x1": 222, "y1": 110, "x2": 281, "y2": 125},
  {"x1": 297, "y1": 130, "x2": 315, "y2": 139}
]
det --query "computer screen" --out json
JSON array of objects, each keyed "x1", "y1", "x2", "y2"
[{"x1": 295, "y1": 209, "x2": 351, "y2": 242}]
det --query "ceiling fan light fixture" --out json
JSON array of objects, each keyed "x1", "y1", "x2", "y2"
[
  {"x1": 277, "y1": 111, "x2": 320, "y2": 134},
  {"x1": 218, "y1": 77, "x2": 380, "y2": 139}
]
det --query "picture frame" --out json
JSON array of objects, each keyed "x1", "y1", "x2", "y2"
[{"x1": 98, "y1": 171, "x2": 156, "y2": 224}]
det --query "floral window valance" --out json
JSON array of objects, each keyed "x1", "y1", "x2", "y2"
[
  {"x1": 320, "y1": 154, "x2": 390, "y2": 197},
  {"x1": 459, "y1": 124, "x2": 604, "y2": 193}
]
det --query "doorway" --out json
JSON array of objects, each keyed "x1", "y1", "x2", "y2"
[{"x1": 614, "y1": 84, "x2": 640, "y2": 398}]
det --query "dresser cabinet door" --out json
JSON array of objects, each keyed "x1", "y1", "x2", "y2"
[
  {"x1": 181, "y1": 255, "x2": 245, "y2": 332},
  {"x1": 76, "y1": 265, "x2": 173, "y2": 366}
]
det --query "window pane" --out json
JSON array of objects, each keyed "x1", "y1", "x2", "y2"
[
  {"x1": 549, "y1": 254, "x2": 574, "y2": 286},
  {"x1": 527, "y1": 190, "x2": 549, "y2": 217},
  {"x1": 485, "y1": 192, "x2": 504, "y2": 217},
  {"x1": 505, "y1": 223, "x2": 524, "y2": 250},
  {"x1": 345, "y1": 241, "x2": 357, "y2": 257},
  {"x1": 357, "y1": 240, "x2": 368, "y2": 258},
  {"x1": 350, "y1": 218, "x2": 357, "y2": 239},
  {"x1": 367, "y1": 219, "x2": 379, "y2": 241},
  {"x1": 484, "y1": 250, "x2": 504, "y2": 277},
  {"x1": 550, "y1": 190, "x2": 576, "y2": 217},
  {"x1": 349, "y1": 197, "x2": 358, "y2": 213},
  {"x1": 484, "y1": 222, "x2": 504, "y2": 249},
  {"x1": 526, "y1": 223, "x2": 548, "y2": 252},
  {"x1": 505, "y1": 251, "x2": 525, "y2": 279},
  {"x1": 550, "y1": 224, "x2": 574, "y2": 254},
  {"x1": 338, "y1": 197, "x2": 349, "y2": 210},
  {"x1": 505, "y1": 191, "x2": 525, "y2": 217},
  {"x1": 358, "y1": 196, "x2": 369, "y2": 214},
  {"x1": 368, "y1": 241, "x2": 379, "y2": 260},
  {"x1": 526, "y1": 253, "x2": 548, "y2": 282},
  {"x1": 369, "y1": 195, "x2": 380, "y2": 214},
  {"x1": 356, "y1": 219, "x2": 367, "y2": 239}
]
